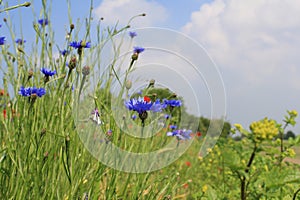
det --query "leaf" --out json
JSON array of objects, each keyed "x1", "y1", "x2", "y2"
[
  {"x1": 207, "y1": 186, "x2": 218, "y2": 200},
  {"x1": 222, "y1": 148, "x2": 241, "y2": 168},
  {"x1": 0, "y1": 167, "x2": 9, "y2": 176}
]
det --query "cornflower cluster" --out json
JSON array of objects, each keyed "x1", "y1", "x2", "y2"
[
  {"x1": 125, "y1": 96, "x2": 181, "y2": 121},
  {"x1": 124, "y1": 96, "x2": 192, "y2": 141},
  {"x1": 18, "y1": 86, "x2": 46, "y2": 97}
]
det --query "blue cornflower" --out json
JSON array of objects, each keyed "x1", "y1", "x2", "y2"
[
  {"x1": 60, "y1": 49, "x2": 69, "y2": 56},
  {"x1": 38, "y1": 18, "x2": 49, "y2": 26},
  {"x1": 18, "y1": 86, "x2": 46, "y2": 97},
  {"x1": 137, "y1": 90, "x2": 142, "y2": 95},
  {"x1": 15, "y1": 39, "x2": 26, "y2": 45},
  {"x1": 0, "y1": 37, "x2": 5, "y2": 45},
  {"x1": 150, "y1": 99, "x2": 167, "y2": 112},
  {"x1": 125, "y1": 97, "x2": 153, "y2": 114},
  {"x1": 163, "y1": 99, "x2": 182, "y2": 107},
  {"x1": 69, "y1": 40, "x2": 91, "y2": 49},
  {"x1": 167, "y1": 129, "x2": 192, "y2": 140},
  {"x1": 132, "y1": 114, "x2": 137, "y2": 120},
  {"x1": 169, "y1": 125, "x2": 177, "y2": 130},
  {"x1": 31, "y1": 87, "x2": 46, "y2": 97},
  {"x1": 18, "y1": 86, "x2": 28, "y2": 97},
  {"x1": 164, "y1": 114, "x2": 170, "y2": 119},
  {"x1": 0, "y1": 24, "x2": 2, "y2": 28},
  {"x1": 41, "y1": 68, "x2": 56, "y2": 77},
  {"x1": 106, "y1": 129, "x2": 112, "y2": 136},
  {"x1": 133, "y1": 46, "x2": 145, "y2": 54},
  {"x1": 129, "y1": 31, "x2": 137, "y2": 38}
]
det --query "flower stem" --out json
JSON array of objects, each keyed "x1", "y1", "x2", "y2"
[
  {"x1": 293, "y1": 188, "x2": 300, "y2": 200},
  {"x1": 279, "y1": 122, "x2": 288, "y2": 162},
  {"x1": 0, "y1": 2, "x2": 30, "y2": 13},
  {"x1": 241, "y1": 142, "x2": 257, "y2": 200},
  {"x1": 78, "y1": 74, "x2": 86, "y2": 102}
]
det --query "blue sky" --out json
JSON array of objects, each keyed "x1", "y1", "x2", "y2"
[
  {"x1": 1, "y1": 0, "x2": 300, "y2": 133},
  {"x1": 1, "y1": 0, "x2": 211, "y2": 35}
]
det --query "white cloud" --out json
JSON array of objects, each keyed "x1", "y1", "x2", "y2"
[
  {"x1": 182, "y1": 0, "x2": 300, "y2": 86},
  {"x1": 182, "y1": 0, "x2": 300, "y2": 131},
  {"x1": 93, "y1": 0, "x2": 168, "y2": 27}
]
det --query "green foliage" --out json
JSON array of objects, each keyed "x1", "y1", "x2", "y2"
[{"x1": 284, "y1": 130, "x2": 296, "y2": 140}]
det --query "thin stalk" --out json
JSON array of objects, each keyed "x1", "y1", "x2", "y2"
[
  {"x1": 78, "y1": 74, "x2": 87, "y2": 102},
  {"x1": 279, "y1": 122, "x2": 288, "y2": 162},
  {"x1": 293, "y1": 188, "x2": 300, "y2": 200},
  {"x1": 241, "y1": 142, "x2": 257, "y2": 200},
  {"x1": 0, "y1": 2, "x2": 30, "y2": 13}
]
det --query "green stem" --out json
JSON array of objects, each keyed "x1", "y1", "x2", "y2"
[
  {"x1": 293, "y1": 188, "x2": 300, "y2": 200},
  {"x1": 78, "y1": 74, "x2": 86, "y2": 102},
  {"x1": 0, "y1": 2, "x2": 30, "y2": 13},
  {"x1": 279, "y1": 122, "x2": 288, "y2": 163},
  {"x1": 63, "y1": 136, "x2": 72, "y2": 184},
  {"x1": 241, "y1": 142, "x2": 257, "y2": 200}
]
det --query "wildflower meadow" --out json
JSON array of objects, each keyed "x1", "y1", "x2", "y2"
[{"x1": 0, "y1": 1, "x2": 300, "y2": 199}]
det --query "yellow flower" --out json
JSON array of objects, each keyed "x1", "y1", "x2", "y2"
[
  {"x1": 275, "y1": 138, "x2": 281, "y2": 145},
  {"x1": 288, "y1": 110, "x2": 298, "y2": 117},
  {"x1": 234, "y1": 123, "x2": 243, "y2": 132},
  {"x1": 286, "y1": 148, "x2": 296, "y2": 157},
  {"x1": 250, "y1": 118, "x2": 278, "y2": 140},
  {"x1": 225, "y1": 171, "x2": 232, "y2": 175},
  {"x1": 241, "y1": 138, "x2": 247, "y2": 145},
  {"x1": 202, "y1": 185, "x2": 208, "y2": 193},
  {"x1": 241, "y1": 159, "x2": 246, "y2": 165},
  {"x1": 264, "y1": 165, "x2": 269, "y2": 172}
]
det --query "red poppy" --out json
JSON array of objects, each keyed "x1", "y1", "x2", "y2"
[
  {"x1": 185, "y1": 161, "x2": 191, "y2": 167},
  {"x1": 183, "y1": 183, "x2": 189, "y2": 189},
  {"x1": 197, "y1": 132, "x2": 202, "y2": 137},
  {"x1": 3, "y1": 109, "x2": 6, "y2": 118},
  {"x1": 0, "y1": 89, "x2": 9, "y2": 96},
  {"x1": 144, "y1": 96, "x2": 151, "y2": 103}
]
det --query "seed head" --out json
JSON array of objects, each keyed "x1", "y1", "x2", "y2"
[
  {"x1": 24, "y1": 2, "x2": 31, "y2": 7},
  {"x1": 68, "y1": 56, "x2": 77, "y2": 70},
  {"x1": 125, "y1": 80, "x2": 132, "y2": 90},
  {"x1": 82, "y1": 66, "x2": 90, "y2": 76}
]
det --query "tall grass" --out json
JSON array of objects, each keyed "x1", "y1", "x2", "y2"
[{"x1": 0, "y1": 1, "x2": 187, "y2": 199}]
